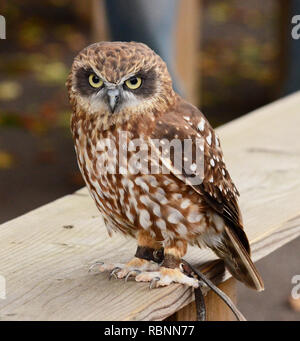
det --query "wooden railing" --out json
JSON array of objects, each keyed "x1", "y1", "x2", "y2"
[{"x1": 0, "y1": 91, "x2": 300, "y2": 320}]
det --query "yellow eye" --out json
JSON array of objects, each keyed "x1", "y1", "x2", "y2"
[
  {"x1": 125, "y1": 77, "x2": 142, "y2": 90},
  {"x1": 88, "y1": 74, "x2": 103, "y2": 88}
]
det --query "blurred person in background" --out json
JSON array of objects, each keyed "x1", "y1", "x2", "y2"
[{"x1": 104, "y1": 0, "x2": 184, "y2": 95}]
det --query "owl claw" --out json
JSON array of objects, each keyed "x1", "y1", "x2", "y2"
[
  {"x1": 109, "y1": 267, "x2": 121, "y2": 280},
  {"x1": 124, "y1": 270, "x2": 141, "y2": 282},
  {"x1": 88, "y1": 258, "x2": 159, "y2": 281},
  {"x1": 149, "y1": 276, "x2": 160, "y2": 290},
  {"x1": 88, "y1": 261, "x2": 104, "y2": 273},
  {"x1": 135, "y1": 267, "x2": 199, "y2": 288}
]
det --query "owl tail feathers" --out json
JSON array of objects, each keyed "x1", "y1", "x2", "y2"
[{"x1": 213, "y1": 226, "x2": 264, "y2": 292}]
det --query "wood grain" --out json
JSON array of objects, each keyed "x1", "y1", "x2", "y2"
[
  {"x1": 169, "y1": 278, "x2": 237, "y2": 321},
  {"x1": 0, "y1": 92, "x2": 300, "y2": 321},
  {"x1": 204, "y1": 278, "x2": 237, "y2": 321}
]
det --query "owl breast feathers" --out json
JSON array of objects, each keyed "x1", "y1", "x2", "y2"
[{"x1": 67, "y1": 41, "x2": 264, "y2": 291}]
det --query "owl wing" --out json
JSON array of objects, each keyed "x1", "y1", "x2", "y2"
[
  {"x1": 150, "y1": 100, "x2": 247, "y2": 247},
  {"x1": 149, "y1": 99, "x2": 264, "y2": 291}
]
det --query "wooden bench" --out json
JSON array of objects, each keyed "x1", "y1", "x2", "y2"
[{"x1": 0, "y1": 91, "x2": 300, "y2": 321}]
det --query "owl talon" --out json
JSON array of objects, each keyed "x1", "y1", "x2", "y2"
[
  {"x1": 124, "y1": 270, "x2": 141, "y2": 282},
  {"x1": 109, "y1": 267, "x2": 121, "y2": 280},
  {"x1": 88, "y1": 262, "x2": 104, "y2": 273},
  {"x1": 149, "y1": 277, "x2": 160, "y2": 289},
  {"x1": 89, "y1": 257, "x2": 160, "y2": 282},
  {"x1": 135, "y1": 267, "x2": 199, "y2": 288}
]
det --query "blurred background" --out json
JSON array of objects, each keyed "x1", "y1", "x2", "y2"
[{"x1": 0, "y1": 0, "x2": 299, "y2": 320}]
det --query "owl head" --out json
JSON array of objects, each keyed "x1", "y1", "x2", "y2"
[{"x1": 67, "y1": 41, "x2": 175, "y2": 122}]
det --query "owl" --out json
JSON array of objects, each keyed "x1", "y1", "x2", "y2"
[{"x1": 66, "y1": 41, "x2": 264, "y2": 291}]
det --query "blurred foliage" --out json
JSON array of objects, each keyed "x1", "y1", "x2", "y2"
[
  {"x1": 0, "y1": 81, "x2": 22, "y2": 101},
  {"x1": 0, "y1": 0, "x2": 89, "y2": 138},
  {"x1": 201, "y1": 0, "x2": 280, "y2": 126},
  {"x1": 33, "y1": 61, "x2": 68, "y2": 85}
]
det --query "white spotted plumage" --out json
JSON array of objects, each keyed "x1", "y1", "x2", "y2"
[{"x1": 68, "y1": 41, "x2": 264, "y2": 291}]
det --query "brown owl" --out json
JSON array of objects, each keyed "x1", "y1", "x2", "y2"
[{"x1": 66, "y1": 41, "x2": 264, "y2": 291}]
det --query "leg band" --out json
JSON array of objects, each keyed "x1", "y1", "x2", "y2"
[{"x1": 135, "y1": 246, "x2": 164, "y2": 264}]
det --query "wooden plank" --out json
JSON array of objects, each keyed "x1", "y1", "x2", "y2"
[
  {"x1": 170, "y1": 278, "x2": 237, "y2": 321},
  {"x1": 204, "y1": 278, "x2": 237, "y2": 321},
  {"x1": 0, "y1": 92, "x2": 300, "y2": 321},
  {"x1": 175, "y1": 0, "x2": 202, "y2": 105}
]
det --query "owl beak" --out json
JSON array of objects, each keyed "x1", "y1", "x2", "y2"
[{"x1": 106, "y1": 88, "x2": 120, "y2": 113}]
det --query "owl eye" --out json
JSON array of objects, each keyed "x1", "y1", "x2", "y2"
[
  {"x1": 125, "y1": 77, "x2": 142, "y2": 90},
  {"x1": 88, "y1": 74, "x2": 104, "y2": 88}
]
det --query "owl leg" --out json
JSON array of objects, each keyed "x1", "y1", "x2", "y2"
[
  {"x1": 135, "y1": 239, "x2": 199, "y2": 288},
  {"x1": 89, "y1": 230, "x2": 163, "y2": 278}
]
